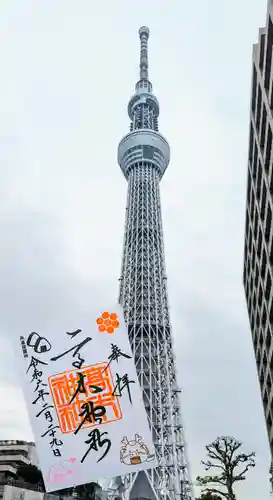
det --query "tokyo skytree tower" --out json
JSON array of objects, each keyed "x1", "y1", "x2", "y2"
[{"x1": 116, "y1": 27, "x2": 194, "y2": 500}]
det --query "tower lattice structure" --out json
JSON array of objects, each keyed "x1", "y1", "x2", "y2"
[{"x1": 117, "y1": 27, "x2": 194, "y2": 500}]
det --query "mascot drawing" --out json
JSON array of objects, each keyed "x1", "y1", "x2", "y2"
[
  {"x1": 120, "y1": 434, "x2": 155, "y2": 466},
  {"x1": 47, "y1": 457, "x2": 77, "y2": 484}
]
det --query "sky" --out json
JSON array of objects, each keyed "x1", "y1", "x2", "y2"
[{"x1": 0, "y1": 0, "x2": 270, "y2": 499}]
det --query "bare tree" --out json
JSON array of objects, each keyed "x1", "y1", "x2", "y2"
[{"x1": 196, "y1": 436, "x2": 255, "y2": 500}]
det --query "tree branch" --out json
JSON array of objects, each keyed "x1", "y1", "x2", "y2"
[
  {"x1": 201, "y1": 460, "x2": 226, "y2": 472},
  {"x1": 233, "y1": 462, "x2": 256, "y2": 482},
  {"x1": 196, "y1": 476, "x2": 227, "y2": 487},
  {"x1": 206, "y1": 445, "x2": 225, "y2": 463},
  {"x1": 201, "y1": 488, "x2": 229, "y2": 499}
]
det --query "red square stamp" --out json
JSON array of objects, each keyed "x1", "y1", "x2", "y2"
[{"x1": 48, "y1": 362, "x2": 122, "y2": 434}]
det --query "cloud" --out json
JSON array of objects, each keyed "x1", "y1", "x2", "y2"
[{"x1": 0, "y1": 383, "x2": 31, "y2": 440}]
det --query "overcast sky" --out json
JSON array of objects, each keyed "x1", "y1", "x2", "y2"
[{"x1": 0, "y1": 0, "x2": 271, "y2": 499}]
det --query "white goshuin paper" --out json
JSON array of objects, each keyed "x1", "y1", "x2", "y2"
[{"x1": 16, "y1": 306, "x2": 157, "y2": 492}]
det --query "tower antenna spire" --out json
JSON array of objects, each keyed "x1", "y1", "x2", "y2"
[
  {"x1": 139, "y1": 26, "x2": 149, "y2": 80},
  {"x1": 117, "y1": 27, "x2": 194, "y2": 500}
]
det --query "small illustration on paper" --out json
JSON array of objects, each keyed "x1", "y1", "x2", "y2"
[
  {"x1": 15, "y1": 304, "x2": 157, "y2": 492},
  {"x1": 47, "y1": 457, "x2": 78, "y2": 485},
  {"x1": 120, "y1": 434, "x2": 155, "y2": 466}
]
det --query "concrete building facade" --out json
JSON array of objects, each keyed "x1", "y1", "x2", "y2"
[
  {"x1": 244, "y1": 0, "x2": 273, "y2": 459},
  {"x1": 0, "y1": 441, "x2": 38, "y2": 481},
  {"x1": 0, "y1": 441, "x2": 38, "y2": 498}
]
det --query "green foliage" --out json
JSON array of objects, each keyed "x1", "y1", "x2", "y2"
[
  {"x1": 75, "y1": 482, "x2": 102, "y2": 500},
  {"x1": 17, "y1": 464, "x2": 45, "y2": 490},
  {"x1": 196, "y1": 436, "x2": 255, "y2": 500},
  {"x1": 196, "y1": 493, "x2": 222, "y2": 500}
]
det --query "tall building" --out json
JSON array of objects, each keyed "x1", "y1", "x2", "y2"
[
  {"x1": 0, "y1": 440, "x2": 38, "y2": 498},
  {"x1": 117, "y1": 27, "x2": 193, "y2": 500},
  {"x1": 243, "y1": 0, "x2": 273, "y2": 464},
  {"x1": 0, "y1": 440, "x2": 38, "y2": 482}
]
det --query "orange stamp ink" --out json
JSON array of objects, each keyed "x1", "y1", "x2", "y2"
[
  {"x1": 48, "y1": 362, "x2": 122, "y2": 434},
  {"x1": 96, "y1": 312, "x2": 120, "y2": 334}
]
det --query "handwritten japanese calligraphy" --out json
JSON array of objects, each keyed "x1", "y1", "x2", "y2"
[
  {"x1": 103, "y1": 343, "x2": 132, "y2": 372},
  {"x1": 81, "y1": 428, "x2": 111, "y2": 463},
  {"x1": 48, "y1": 363, "x2": 122, "y2": 434},
  {"x1": 26, "y1": 332, "x2": 52, "y2": 354},
  {"x1": 27, "y1": 355, "x2": 63, "y2": 457},
  {"x1": 50, "y1": 337, "x2": 92, "y2": 369},
  {"x1": 17, "y1": 306, "x2": 157, "y2": 493},
  {"x1": 112, "y1": 373, "x2": 135, "y2": 404}
]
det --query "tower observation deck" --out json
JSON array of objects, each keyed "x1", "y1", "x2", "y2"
[{"x1": 117, "y1": 27, "x2": 194, "y2": 500}]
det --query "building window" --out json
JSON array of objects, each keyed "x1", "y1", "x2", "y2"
[
  {"x1": 253, "y1": 144, "x2": 258, "y2": 180},
  {"x1": 261, "y1": 182, "x2": 267, "y2": 219},
  {"x1": 254, "y1": 268, "x2": 259, "y2": 289},
  {"x1": 253, "y1": 291, "x2": 257, "y2": 310},
  {"x1": 249, "y1": 122, "x2": 254, "y2": 164},
  {"x1": 256, "y1": 86, "x2": 262, "y2": 126},
  {"x1": 246, "y1": 210, "x2": 250, "y2": 237},
  {"x1": 260, "y1": 33, "x2": 266, "y2": 71},
  {"x1": 254, "y1": 330, "x2": 258, "y2": 349},
  {"x1": 266, "y1": 271, "x2": 272, "y2": 301},
  {"x1": 263, "y1": 350, "x2": 268, "y2": 368},
  {"x1": 250, "y1": 275, "x2": 254, "y2": 295},
  {"x1": 257, "y1": 162, "x2": 262, "y2": 201},
  {"x1": 259, "y1": 329, "x2": 264, "y2": 347},
  {"x1": 261, "y1": 106, "x2": 267, "y2": 149},
  {"x1": 251, "y1": 66, "x2": 257, "y2": 112},
  {"x1": 267, "y1": 373, "x2": 272, "y2": 391},
  {"x1": 261, "y1": 249, "x2": 267, "y2": 279},
  {"x1": 262, "y1": 306, "x2": 267, "y2": 327},
  {"x1": 250, "y1": 189, "x2": 255, "y2": 219},
  {"x1": 254, "y1": 210, "x2": 258, "y2": 240},
  {"x1": 247, "y1": 256, "x2": 251, "y2": 275},
  {"x1": 251, "y1": 310, "x2": 255, "y2": 331},
  {"x1": 270, "y1": 241, "x2": 273, "y2": 266},
  {"x1": 246, "y1": 170, "x2": 251, "y2": 206},
  {"x1": 265, "y1": 16, "x2": 273, "y2": 91},
  {"x1": 266, "y1": 327, "x2": 272, "y2": 349},
  {"x1": 257, "y1": 228, "x2": 262, "y2": 259},
  {"x1": 243, "y1": 265, "x2": 247, "y2": 286},
  {"x1": 257, "y1": 348, "x2": 262, "y2": 368},
  {"x1": 258, "y1": 284, "x2": 263, "y2": 307},
  {"x1": 270, "y1": 164, "x2": 273, "y2": 194},
  {"x1": 248, "y1": 291, "x2": 252, "y2": 315},
  {"x1": 264, "y1": 389, "x2": 269, "y2": 407},
  {"x1": 244, "y1": 238, "x2": 248, "y2": 262},
  {"x1": 270, "y1": 297, "x2": 273, "y2": 324},
  {"x1": 265, "y1": 204, "x2": 272, "y2": 241},
  {"x1": 257, "y1": 310, "x2": 261, "y2": 329},
  {"x1": 249, "y1": 226, "x2": 253, "y2": 249},
  {"x1": 261, "y1": 367, "x2": 265, "y2": 385},
  {"x1": 270, "y1": 350, "x2": 273, "y2": 371},
  {"x1": 265, "y1": 124, "x2": 273, "y2": 173}
]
